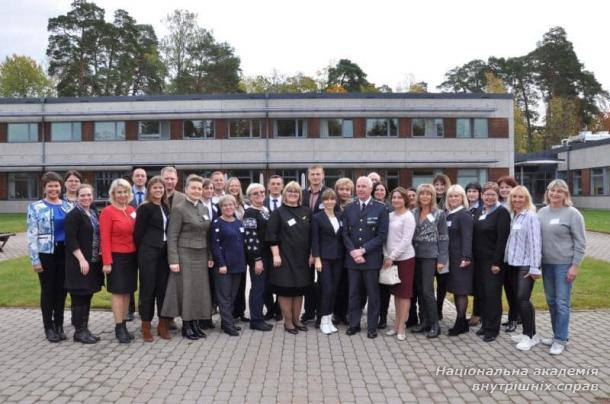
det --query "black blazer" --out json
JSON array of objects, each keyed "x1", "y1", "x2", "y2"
[
  {"x1": 134, "y1": 202, "x2": 170, "y2": 249},
  {"x1": 64, "y1": 207, "x2": 103, "y2": 293},
  {"x1": 342, "y1": 199, "x2": 389, "y2": 270},
  {"x1": 302, "y1": 185, "x2": 329, "y2": 214},
  {"x1": 311, "y1": 211, "x2": 344, "y2": 260},
  {"x1": 264, "y1": 195, "x2": 282, "y2": 212},
  {"x1": 473, "y1": 205, "x2": 510, "y2": 267}
]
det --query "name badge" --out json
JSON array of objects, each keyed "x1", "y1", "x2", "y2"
[
  {"x1": 130, "y1": 211, "x2": 136, "y2": 219},
  {"x1": 366, "y1": 217, "x2": 378, "y2": 225},
  {"x1": 512, "y1": 224, "x2": 522, "y2": 230},
  {"x1": 239, "y1": 227, "x2": 245, "y2": 233},
  {"x1": 287, "y1": 218, "x2": 296, "y2": 227},
  {"x1": 479, "y1": 214, "x2": 487, "y2": 221},
  {"x1": 549, "y1": 218, "x2": 560, "y2": 225},
  {"x1": 203, "y1": 214, "x2": 209, "y2": 221},
  {"x1": 446, "y1": 221, "x2": 452, "y2": 228},
  {"x1": 426, "y1": 213, "x2": 435, "y2": 223}
]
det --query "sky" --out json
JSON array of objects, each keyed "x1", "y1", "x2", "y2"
[{"x1": 1, "y1": 0, "x2": 608, "y2": 93}]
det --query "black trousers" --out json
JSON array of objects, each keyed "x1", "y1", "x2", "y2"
[
  {"x1": 70, "y1": 293, "x2": 92, "y2": 329},
  {"x1": 435, "y1": 272, "x2": 449, "y2": 317},
  {"x1": 319, "y1": 259, "x2": 343, "y2": 316},
  {"x1": 348, "y1": 269, "x2": 380, "y2": 332},
  {"x1": 379, "y1": 284, "x2": 391, "y2": 320},
  {"x1": 38, "y1": 245, "x2": 67, "y2": 329},
  {"x1": 414, "y1": 258, "x2": 439, "y2": 326},
  {"x1": 504, "y1": 272, "x2": 520, "y2": 322},
  {"x1": 138, "y1": 244, "x2": 169, "y2": 322},
  {"x1": 472, "y1": 259, "x2": 484, "y2": 317},
  {"x1": 217, "y1": 271, "x2": 242, "y2": 328},
  {"x1": 303, "y1": 267, "x2": 319, "y2": 317},
  {"x1": 232, "y1": 272, "x2": 247, "y2": 318},
  {"x1": 249, "y1": 255, "x2": 271, "y2": 325},
  {"x1": 509, "y1": 266, "x2": 536, "y2": 337},
  {"x1": 333, "y1": 267, "x2": 349, "y2": 320},
  {"x1": 478, "y1": 259, "x2": 504, "y2": 336}
]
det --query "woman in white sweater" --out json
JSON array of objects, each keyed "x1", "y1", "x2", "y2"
[{"x1": 382, "y1": 187, "x2": 416, "y2": 341}]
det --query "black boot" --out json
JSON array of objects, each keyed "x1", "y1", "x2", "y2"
[
  {"x1": 191, "y1": 320, "x2": 206, "y2": 338},
  {"x1": 45, "y1": 326, "x2": 60, "y2": 343},
  {"x1": 122, "y1": 321, "x2": 134, "y2": 340},
  {"x1": 54, "y1": 324, "x2": 67, "y2": 340},
  {"x1": 448, "y1": 317, "x2": 469, "y2": 336},
  {"x1": 181, "y1": 321, "x2": 199, "y2": 340},
  {"x1": 83, "y1": 308, "x2": 100, "y2": 341},
  {"x1": 426, "y1": 322, "x2": 441, "y2": 338},
  {"x1": 115, "y1": 323, "x2": 131, "y2": 343}
]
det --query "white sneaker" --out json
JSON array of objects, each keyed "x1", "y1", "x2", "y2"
[
  {"x1": 329, "y1": 317, "x2": 338, "y2": 333},
  {"x1": 320, "y1": 316, "x2": 333, "y2": 335},
  {"x1": 386, "y1": 329, "x2": 397, "y2": 336},
  {"x1": 516, "y1": 336, "x2": 539, "y2": 351},
  {"x1": 397, "y1": 333, "x2": 406, "y2": 341},
  {"x1": 511, "y1": 334, "x2": 527, "y2": 343},
  {"x1": 549, "y1": 342, "x2": 565, "y2": 355},
  {"x1": 540, "y1": 337, "x2": 553, "y2": 346}
]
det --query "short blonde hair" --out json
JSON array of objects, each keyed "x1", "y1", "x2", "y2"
[
  {"x1": 445, "y1": 184, "x2": 469, "y2": 210},
  {"x1": 416, "y1": 183, "x2": 438, "y2": 210},
  {"x1": 282, "y1": 181, "x2": 303, "y2": 205},
  {"x1": 108, "y1": 178, "x2": 132, "y2": 205},
  {"x1": 246, "y1": 183, "x2": 265, "y2": 197},
  {"x1": 334, "y1": 177, "x2": 354, "y2": 192},
  {"x1": 544, "y1": 179, "x2": 573, "y2": 207},
  {"x1": 508, "y1": 185, "x2": 536, "y2": 213},
  {"x1": 217, "y1": 194, "x2": 237, "y2": 208}
]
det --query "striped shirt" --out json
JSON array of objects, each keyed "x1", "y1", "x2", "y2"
[{"x1": 505, "y1": 210, "x2": 542, "y2": 274}]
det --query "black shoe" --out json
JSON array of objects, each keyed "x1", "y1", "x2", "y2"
[
  {"x1": 126, "y1": 311, "x2": 135, "y2": 322},
  {"x1": 483, "y1": 333, "x2": 497, "y2": 342},
  {"x1": 199, "y1": 319, "x2": 214, "y2": 330},
  {"x1": 275, "y1": 312, "x2": 283, "y2": 321},
  {"x1": 122, "y1": 321, "x2": 134, "y2": 340},
  {"x1": 411, "y1": 323, "x2": 430, "y2": 334},
  {"x1": 223, "y1": 326, "x2": 239, "y2": 336},
  {"x1": 505, "y1": 321, "x2": 517, "y2": 333},
  {"x1": 45, "y1": 327, "x2": 61, "y2": 343},
  {"x1": 234, "y1": 325, "x2": 242, "y2": 331},
  {"x1": 301, "y1": 312, "x2": 315, "y2": 323},
  {"x1": 378, "y1": 315, "x2": 387, "y2": 330},
  {"x1": 333, "y1": 315, "x2": 347, "y2": 325},
  {"x1": 240, "y1": 315, "x2": 250, "y2": 322},
  {"x1": 74, "y1": 327, "x2": 97, "y2": 344},
  {"x1": 294, "y1": 323, "x2": 308, "y2": 332},
  {"x1": 367, "y1": 330, "x2": 378, "y2": 339},
  {"x1": 476, "y1": 328, "x2": 485, "y2": 336},
  {"x1": 250, "y1": 322, "x2": 273, "y2": 332},
  {"x1": 181, "y1": 321, "x2": 199, "y2": 340},
  {"x1": 54, "y1": 324, "x2": 67, "y2": 340},
  {"x1": 284, "y1": 325, "x2": 298, "y2": 334},
  {"x1": 346, "y1": 327, "x2": 361, "y2": 336},
  {"x1": 448, "y1": 318, "x2": 469, "y2": 336},
  {"x1": 115, "y1": 323, "x2": 131, "y2": 343},
  {"x1": 501, "y1": 320, "x2": 509, "y2": 326},
  {"x1": 191, "y1": 321, "x2": 207, "y2": 338},
  {"x1": 426, "y1": 323, "x2": 441, "y2": 338}
]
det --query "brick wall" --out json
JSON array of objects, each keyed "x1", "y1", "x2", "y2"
[
  {"x1": 581, "y1": 169, "x2": 590, "y2": 196},
  {"x1": 353, "y1": 118, "x2": 365, "y2": 138},
  {"x1": 488, "y1": 118, "x2": 509, "y2": 138},
  {"x1": 82, "y1": 122, "x2": 94, "y2": 141},
  {"x1": 488, "y1": 167, "x2": 509, "y2": 181},
  {"x1": 125, "y1": 121, "x2": 138, "y2": 141},
  {"x1": 0, "y1": 172, "x2": 7, "y2": 200},
  {"x1": 399, "y1": 118, "x2": 411, "y2": 138},
  {"x1": 308, "y1": 118, "x2": 320, "y2": 138},
  {"x1": 444, "y1": 118, "x2": 456, "y2": 138},
  {"x1": 0, "y1": 123, "x2": 7, "y2": 143}
]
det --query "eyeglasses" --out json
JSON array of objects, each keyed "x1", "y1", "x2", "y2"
[{"x1": 286, "y1": 190, "x2": 300, "y2": 194}]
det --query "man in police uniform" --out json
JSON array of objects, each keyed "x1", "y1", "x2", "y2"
[{"x1": 342, "y1": 176, "x2": 389, "y2": 338}]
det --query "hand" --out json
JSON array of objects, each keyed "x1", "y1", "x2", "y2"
[
  {"x1": 350, "y1": 249, "x2": 363, "y2": 259},
  {"x1": 219, "y1": 266, "x2": 228, "y2": 275},
  {"x1": 490, "y1": 265, "x2": 501, "y2": 274},
  {"x1": 314, "y1": 258, "x2": 322, "y2": 273},
  {"x1": 208, "y1": 260, "x2": 214, "y2": 268},
  {"x1": 459, "y1": 260, "x2": 470, "y2": 268},
  {"x1": 254, "y1": 260, "x2": 264, "y2": 275},
  {"x1": 103, "y1": 264, "x2": 112, "y2": 275},
  {"x1": 382, "y1": 258, "x2": 393, "y2": 270},
  {"x1": 169, "y1": 264, "x2": 180, "y2": 273},
  {"x1": 79, "y1": 259, "x2": 90, "y2": 275},
  {"x1": 273, "y1": 255, "x2": 282, "y2": 268},
  {"x1": 436, "y1": 263, "x2": 445, "y2": 272},
  {"x1": 566, "y1": 265, "x2": 578, "y2": 283},
  {"x1": 354, "y1": 256, "x2": 366, "y2": 264},
  {"x1": 32, "y1": 264, "x2": 43, "y2": 273},
  {"x1": 525, "y1": 272, "x2": 541, "y2": 280}
]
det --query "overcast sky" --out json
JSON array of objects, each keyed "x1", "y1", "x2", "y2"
[{"x1": 1, "y1": 0, "x2": 608, "y2": 93}]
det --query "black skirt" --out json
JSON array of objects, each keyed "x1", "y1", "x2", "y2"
[
  {"x1": 106, "y1": 252, "x2": 137, "y2": 294},
  {"x1": 271, "y1": 285, "x2": 311, "y2": 297}
]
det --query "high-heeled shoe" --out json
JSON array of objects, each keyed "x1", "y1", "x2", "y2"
[
  {"x1": 181, "y1": 321, "x2": 199, "y2": 340},
  {"x1": 284, "y1": 324, "x2": 298, "y2": 334}
]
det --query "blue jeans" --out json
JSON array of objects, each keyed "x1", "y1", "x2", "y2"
[{"x1": 542, "y1": 264, "x2": 572, "y2": 344}]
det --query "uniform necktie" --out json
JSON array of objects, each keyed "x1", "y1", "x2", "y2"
[
  {"x1": 136, "y1": 191, "x2": 143, "y2": 205},
  {"x1": 272, "y1": 199, "x2": 278, "y2": 211}
]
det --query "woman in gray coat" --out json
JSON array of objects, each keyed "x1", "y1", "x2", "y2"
[{"x1": 162, "y1": 174, "x2": 213, "y2": 340}]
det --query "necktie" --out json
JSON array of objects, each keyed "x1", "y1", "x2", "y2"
[
  {"x1": 272, "y1": 199, "x2": 278, "y2": 211},
  {"x1": 361, "y1": 202, "x2": 366, "y2": 211},
  {"x1": 136, "y1": 192, "x2": 143, "y2": 205}
]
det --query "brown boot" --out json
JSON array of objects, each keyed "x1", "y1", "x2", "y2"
[
  {"x1": 141, "y1": 321, "x2": 153, "y2": 342},
  {"x1": 157, "y1": 318, "x2": 171, "y2": 340}
]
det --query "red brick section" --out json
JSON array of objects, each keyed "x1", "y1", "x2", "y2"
[
  {"x1": 488, "y1": 118, "x2": 509, "y2": 138},
  {"x1": 444, "y1": 118, "x2": 456, "y2": 138},
  {"x1": 262, "y1": 119, "x2": 271, "y2": 138},
  {"x1": 353, "y1": 118, "x2": 365, "y2": 138},
  {"x1": 399, "y1": 118, "x2": 411, "y2": 138},
  {"x1": 443, "y1": 168, "x2": 458, "y2": 185},
  {"x1": 82, "y1": 122, "x2": 94, "y2": 141},
  {"x1": 0, "y1": 123, "x2": 7, "y2": 143},
  {"x1": 125, "y1": 121, "x2": 138, "y2": 141},
  {"x1": 41, "y1": 122, "x2": 51, "y2": 142},
  {"x1": 581, "y1": 169, "x2": 591, "y2": 196},
  {"x1": 0, "y1": 172, "x2": 7, "y2": 199},
  {"x1": 398, "y1": 168, "x2": 412, "y2": 187},
  {"x1": 488, "y1": 167, "x2": 510, "y2": 182},
  {"x1": 170, "y1": 120, "x2": 182, "y2": 140},
  {"x1": 308, "y1": 118, "x2": 320, "y2": 138},
  {"x1": 215, "y1": 119, "x2": 227, "y2": 140}
]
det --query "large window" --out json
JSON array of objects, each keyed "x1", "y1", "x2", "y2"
[
  {"x1": 7, "y1": 123, "x2": 38, "y2": 143},
  {"x1": 95, "y1": 172, "x2": 125, "y2": 199},
  {"x1": 184, "y1": 120, "x2": 214, "y2": 139},
  {"x1": 412, "y1": 118, "x2": 444, "y2": 137},
  {"x1": 366, "y1": 118, "x2": 398, "y2": 137},
  {"x1": 323, "y1": 168, "x2": 354, "y2": 189},
  {"x1": 572, "y1": 171, "x2": 582, "y2": 196},
  {"x1": 321, "y1": 119, "x2": 353, "y2": 137},
  {"x1": 591, "y1": 168, "x2": 608, "y2": 196},
  {"x1": 457, "y1": 168, "x2": 488, "y2": 187},
  {"x1": 229, "y1": 119, "x2": 262, "y2": 138},
  {"x1": 138, "y1": 121, "x2": 170, "y2": 140},
  {"x1": 276, "y1": 169, "x2": 308, "y2": 187},
  {"x1": 274, "y1": 119, "x2": 307, "y2": 137},
  {"x1": 8, "y1": 173, "x2": 39, "y2": 200},
  {"x1": 51, "y1": 122, "x2": 81, "y2": 142},
  {"x1": 94, "y1": 121, "x2": 125, "y2": 141},
  {"x1": 457, "y1": 118, "x2": 488, "y2": 138},
  {"x1": 411, "y1": 169, "x2": 444, "y2": 188}
]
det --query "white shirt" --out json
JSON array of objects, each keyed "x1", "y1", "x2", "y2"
[
  {"x1": 269, "y1": 195, "x2": 282, "y2": 211},
  {"x1": 383, "y1": 210, "x2": 416, "y2": 261},
  {"x1": 329, "y1": 216, "x2": 340, "y2": 233}
]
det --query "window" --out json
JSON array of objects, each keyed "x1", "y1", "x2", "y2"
[
  {"x1": 366, "y1": 118, "x2": 398, "y2": 137},
  {"x1": 184, "y1": 120, "x2": 214, "y2": 139},
  {"x1": 457, "y1": 118, "x2": 488, "y2": 138},
  {"x1": 274, "y1": 119, "x2": 307, "y2": 137},
  {"x1": 229, "y1": 119, "x2": 261, "y2": 138},
  {"x1": 51, "y1": 122, "x2": 81, "y2": 142},
  {"x1": 572, "y1": 171, "x2": 582, "y2": 196},
  {"x1": 225, "y1": 170, "x2": 263, "y2": 192},
  {"x1": 591, "y1": 168, "x2": 608, "y2": 196},
  {"x1": 321, "y1": 119, "x2": 353, "y2": 137},
  {"x1": 412, "y1": 118, "x2": 443, "y2": 137},
  {"x1": 138, "y1": 121, "x2": 170, "y2": 140},
  {"x1": 323, "y1": 169, "x2": 354, "y2": 189},
  {"x1": 457, "y1": 169, "x2": 488, "y2": 187},
  {"x1": 276, "y1": 169, "x2": 308, "y2": 188},
  {"x1": 412, "y1": 169, "x2": 444, "y2": 188},
  {"x1": 94, "y1": 121, "x2": 125, "y2": 141},
  {"x1": 8, "y1": 173, "x2": 39, "y2": 200},
  {"x1": 7, "y1": 123, "x2": 38, "y2": 143},
  {"x1": 95, "y1": 172, "x2": 125, "y2": 199}
]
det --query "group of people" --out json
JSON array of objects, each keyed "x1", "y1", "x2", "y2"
[{"x1": 26, "y1": 165, "x2": 585, "y2": 356}]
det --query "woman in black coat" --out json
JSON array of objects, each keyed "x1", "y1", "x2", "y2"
[
  {"x1": 64, "y1": 184, "x2": 104, "y2": 344},
  {"x1": 444, "y1": 185, "x2": 474, "y2": 336},
  {"x1": 134, "y1": 176, "x2": 171, "y2": 342}
]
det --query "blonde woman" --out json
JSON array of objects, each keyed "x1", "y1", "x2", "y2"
[
  {"x1": 444, "y1": 185, "x2": 474, "y2": 336},
  {"x1": 225, "y1": 177, "x2": 246, "y2": 220},
  {"x1": 537, "y1": 179, "x2": 586, "y2": 355}
]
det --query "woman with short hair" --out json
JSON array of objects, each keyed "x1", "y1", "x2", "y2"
[
  {"x1": 63, "y1": 170, "x2": 82, "y2": 204},
  {"x1": 334, "y1": 177, "x2": 354, "y2": 212}
]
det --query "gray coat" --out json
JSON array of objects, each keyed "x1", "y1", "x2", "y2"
[{"x1": 162, "y1": 198, "x2": 213, "y2": 321}]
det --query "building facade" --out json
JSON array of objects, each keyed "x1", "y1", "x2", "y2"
[{"x1": 0, "y1": 93, "x2": 514, "y2": 213}]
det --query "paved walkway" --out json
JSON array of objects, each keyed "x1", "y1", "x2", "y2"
[
  {"x1": 0, "y1": 232, "x2": 27, "y2": 262},
  {"x1": 0, "y1": 306, "x2": 608, "y2": 403}
]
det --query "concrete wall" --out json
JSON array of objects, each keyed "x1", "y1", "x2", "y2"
[
  {"x1": 557, "y1": 143, "x2": 610, "y2": 170},
  {"x1": 572, "y1": 196, "x2": 610, "y2": 210}
]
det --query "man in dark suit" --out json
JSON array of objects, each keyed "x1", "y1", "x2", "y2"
[
  {"x1": 300, "y1": 165, "x2": 329, "y2": 324},
  {"x1": 130, "y1": 168, "x2": 148, "y2": 208},
  {"x1": 342, "y1": 176, "x2": 389, "y2": 338},
  {"x1": 161, "y1": 166, "x2": 185, "y2": 211},
  {"x1": 264, "y1": 175, "x2": 284, "y2": 213}
]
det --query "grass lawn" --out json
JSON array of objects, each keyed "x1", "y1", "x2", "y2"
[
  {"x1": 580, "y1": 209, "x2": 610, "y2": 234},
  {"x1": 0, "y1": 213, "x2": 27, "y2": 234},
  {"x1": 1, "y1": 255, "x2": 608, "y2": 310}
]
